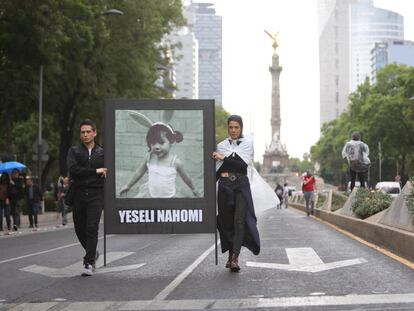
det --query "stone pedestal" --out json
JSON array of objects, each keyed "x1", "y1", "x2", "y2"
[{"x1": 263, "y1": 149, "x2": 289, "y2": 174}]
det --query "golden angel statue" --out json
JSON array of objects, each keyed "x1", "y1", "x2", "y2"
[{"x1": 264, "y1": 30, "x2": 279, "y2": 54}]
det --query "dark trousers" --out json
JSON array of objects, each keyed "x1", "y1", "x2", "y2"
[
  {"x1": 0, "y1": 200, "x2": 11, "y2": 230},
  {"x1": 10, "y1": 200, "x2": 21, "y2": 226},
  {"x1": 217, "y1": 180, "x2": 246, "y2": 256},
  {"x1": 350, "y1": 169, "x2": 367, "y2": 191},
  {"x1": 27, "y1": 202, "x2": 39, "y2": 227},
  {"x1": 73, "y1": 188, "x2": 103, "y2": 265}
]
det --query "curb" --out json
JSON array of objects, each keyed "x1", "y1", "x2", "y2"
[{"x1": 290, "y1": 202, "x2": 414, "y2": 263}]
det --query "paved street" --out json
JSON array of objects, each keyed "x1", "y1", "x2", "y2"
[{"x1": 1, "y1": 207, "x2": 413, "y2": 310}]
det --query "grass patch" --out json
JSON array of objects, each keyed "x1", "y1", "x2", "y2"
[
  {"x1": 331, "y1": 192, "x2": 347, "y2": 212},
  {"x1": 316, "y1": 194, "x2": 326, "y2": 208}
]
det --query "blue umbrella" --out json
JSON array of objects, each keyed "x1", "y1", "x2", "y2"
[{"x1": 0, "y1": 161, "x2": 27, "y2": 174}]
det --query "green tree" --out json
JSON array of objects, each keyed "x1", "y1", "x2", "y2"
[
  {"x1": 215, "y1": 105, "x2": 230, "y2": 144},
  {"x1": 0, "y1": 0, "x2": 185, "y2": 187},
  {"x1": 311, "y1": 64, "x2": 414, "y2": 187},
  {"x1": 288, "y1": 156, "x2": 313, "y2": 174}
]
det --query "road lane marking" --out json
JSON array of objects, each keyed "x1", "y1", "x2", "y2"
[
  {"x1": 246, "y1": 247, "x2": 367, "y2": 273},
  {"x1": 4, "y1": 293, "x2": 414, "y2": 310},
  {"x1": 287, "y1": 248, "x2": 323, "y2": 266},
  {"x1": 0, "y1": 235, "x2": 115, "y2": 265},
  {"x1": 20, "y1": 252, "x2": 145, "y2": 277},
  {"x1": 153, "y1": 243, "x2": 217, "y2": 301}
]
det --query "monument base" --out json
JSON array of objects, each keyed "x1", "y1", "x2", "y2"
[{"x1": 262, "y1": 149, "x2": 289, "y2": 174}]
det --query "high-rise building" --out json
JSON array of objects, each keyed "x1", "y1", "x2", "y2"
[
  {"x1": 318, "y1": 0, "x2": 352, "y2": 128},
  {"x1": 167, "y1": 10, "x2": 199, "y2": 100},
  {"x1": 350, "y1": 0, "x2": 404, "y2": 91},
  {"x1": 187, "y1": 2, "x2": 222, "y2": 105},
  {"x1": 371, "y1": 40, "x2": 414, "y2": 84},
  {"x1": 318, "y1": 0, "x2": 404, "y2": 128}
]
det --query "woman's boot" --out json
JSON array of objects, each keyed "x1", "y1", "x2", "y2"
[
  {"x1": 230, "y1": 254, "x2": 240, "y2": 272},
  {"x1": 225, "y1": 250, "x2": 233, "y2": 268}
]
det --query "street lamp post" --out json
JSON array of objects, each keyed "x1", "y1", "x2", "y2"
[
  {"x1": 37, "y1": 65, "x2": 43, "y2": 186},
  {"x1": 378, "y1": 141, "x2": 382, "y2": 181}
]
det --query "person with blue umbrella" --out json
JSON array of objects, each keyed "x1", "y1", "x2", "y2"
[{"x1": 0, "y1": 161, "x2": 26, "y2": 174}]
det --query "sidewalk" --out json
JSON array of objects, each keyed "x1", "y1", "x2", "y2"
[{"x1": 0, "y1": 211, "x2": 73, "y2": 238}]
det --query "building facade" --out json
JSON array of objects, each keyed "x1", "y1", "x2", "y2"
[
  {"x1": 167, "y1": 18, "x2": 199, "y2": 99},
  {"x1": 318, "y1": 0, "x2": 352, "y2": 128},
  {"x1": 187, "y1": 2, "x2": 222, "y2": 105},
  {"x1": 318, "y1": 0, "x2": 404, "y2": 128},
  {"x1": 370, "y1": 40, "x2": 414, "y2": 84},
  {"x1": 350, "y1": 0, "x2": 404, "y2": 92}
]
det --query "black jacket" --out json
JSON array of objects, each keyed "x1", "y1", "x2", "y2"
[
  {"x1": 66, "y1": 143, "x2": 105, "y2": 189},
  {"x1": 25, "y1": 184, "x2": 43, "y2": 204},
  {"x1": 9, "y1": 177, "x2": 25, "y2": 201}
]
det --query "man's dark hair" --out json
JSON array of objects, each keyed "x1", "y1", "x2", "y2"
[
  {"x1": 79, "y1": 119, "x2": 96, "y2": 131},
  {"x1": 351, "y1": 131, "x2": 361, "y2": 141}
]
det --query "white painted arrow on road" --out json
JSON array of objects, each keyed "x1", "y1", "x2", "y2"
[
  {"x1": 20, "y1": 252, "x2": 146, "y2": 278},
  {"x1": 246, "y1": 248, "x2": 367, "y2": 273}
]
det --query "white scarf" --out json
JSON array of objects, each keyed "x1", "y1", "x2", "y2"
[
  {"x1": 216, "y1": 136, "x2": 254, "y2": 170},
  {"x1": 215, "y1": 135, "x2": 279, "y2": 213}
]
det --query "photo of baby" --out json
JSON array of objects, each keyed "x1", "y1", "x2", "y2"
[{"x1": 115, "y1": 109, "x2": 204, "y2": 198}]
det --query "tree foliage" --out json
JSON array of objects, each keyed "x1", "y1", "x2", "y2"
[
  {"x1": 0, "y1": 0, "x2": 184, "y2": 187},
  {"x1": 311, "y1": 65, "x2": 414, "y2": 187},
  {"x1": 215, "y1": 105, "x2": 230, "y2": 144}
]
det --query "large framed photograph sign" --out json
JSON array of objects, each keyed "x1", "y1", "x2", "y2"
[{"x1": 104, "y1": 99, "x2": 216, "y2": 234}]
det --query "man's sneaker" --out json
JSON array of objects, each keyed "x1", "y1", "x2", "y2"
[
  {"x1": 92, "y1": 251, "x2": 100, "y2": 271},
  {"x1": 81, "y1": 264, "x2": 93, "y2": 276}
]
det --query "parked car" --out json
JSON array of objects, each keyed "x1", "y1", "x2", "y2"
[{"x1": 375, "y1": 181, "x2": 401, "y2": 198}]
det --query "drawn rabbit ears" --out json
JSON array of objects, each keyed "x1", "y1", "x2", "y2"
[{"x1": 127, "y1": 110, "x2": 175, "y2": 132}]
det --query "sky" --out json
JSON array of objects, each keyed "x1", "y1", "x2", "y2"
[{"x1": 193, "y1": 0, "x2": 414, "y2": 161}]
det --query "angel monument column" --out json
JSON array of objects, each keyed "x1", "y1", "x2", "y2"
[{"x1": 262, "y1": 30, "x2": 289, "y2": 174}]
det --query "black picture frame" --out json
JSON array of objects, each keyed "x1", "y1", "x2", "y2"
[{"x1": 104, "y1": 99, "x2": 216, "y2": 234}]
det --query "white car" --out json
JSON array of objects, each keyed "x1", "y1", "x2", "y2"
[{"x1": 375, "y1": 181, "x2": 401, "y2": 198}]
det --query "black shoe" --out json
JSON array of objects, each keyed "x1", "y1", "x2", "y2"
[{"x1": 13, "y1": 225, "x2": 18, "y2": 231}]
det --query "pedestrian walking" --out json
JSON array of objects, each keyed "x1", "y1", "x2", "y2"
[
  {"x1": 57, "y1": 176, "x2": 69, "y2": 226},
  {"x1": 342, "y1": 131, "x2": 370, "y2": 191},
  {"x1": 24, "y1": 177, "x2": 42, "y2": 228},
  {"x1": 9, "y1": 169, "x2": 25, "y2": 230},
  {"x1": 67, "y1": 119, "x2": 106, "y2": 276},
  {"x1": 282, "y1": 183, "x2": 289, "y2": 209},
  {"x1": 0, "y1": 172, "x2": 11, "y2": 231},
  {"x1": 212, "y1": 115, "x2": 260, "y2": 272},
  {"x1": 302, "y1": 171, "x2": 316, "y2": 216},
  {"x1": 274, "y1": 183, "x2": 283, "y2": 209}
]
